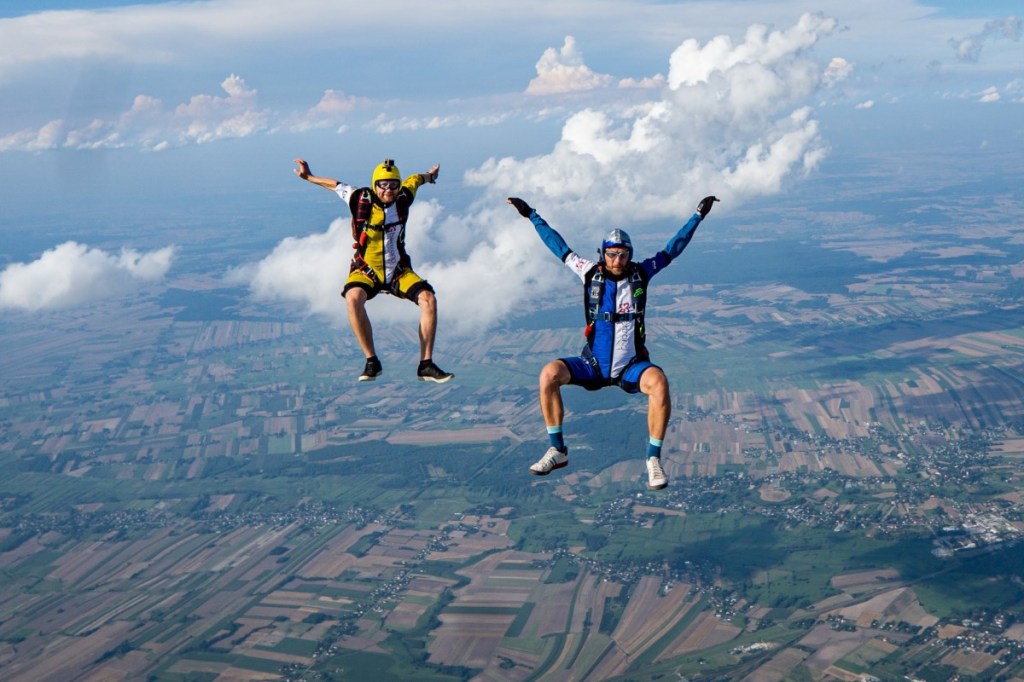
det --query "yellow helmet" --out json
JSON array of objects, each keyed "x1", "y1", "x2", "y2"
[{"x1": 372, "y1": 158, "x2": 401, "y2": 186}]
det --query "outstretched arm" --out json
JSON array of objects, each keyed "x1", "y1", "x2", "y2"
[
  {"x1": 293, "y1": 158, "x2": 340, "y2": 190},
  {"x1": 663, "y1": 195, "x2": 718, "y2": 261},
  {"x1": 419, "y1": 164, "x2": 440, "y2": 185},
  {"x1": 508, "y1": 197, "x2": 571, "y2": 261}
]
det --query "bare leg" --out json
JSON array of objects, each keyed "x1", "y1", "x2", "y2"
[
  {"x1": 539, "y1": 360, "x2": 571, "y2": 428},
  {"x1": 345, "y1": 288, "x2": 375, "y2": 358},
  {"x1": 528, "y1": 359, "x2": 573, "y2": 473},
  {"x1": 416, "y1": 290, "x2": 438, "y2": 361},
  {"x1": 639, "y1": 366, "x2": 670, "y2": 440}
]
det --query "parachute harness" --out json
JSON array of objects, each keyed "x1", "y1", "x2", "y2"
[
  {"x1": 582, "y1": 264, "x2": 650, "y2": 373},
  {"x1": 348, "y1": 187, "x2": 410, "y2": 294}
]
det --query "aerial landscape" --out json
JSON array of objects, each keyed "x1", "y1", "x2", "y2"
[
  {"x1": 1, "y1": 1, "x2": 1022, "y2": 681},
  {"x1": 3, "y1": 147, "x2": 1024, "y2": 680}
]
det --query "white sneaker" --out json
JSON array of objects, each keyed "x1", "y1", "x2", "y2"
[
  {"x1": 529, "y1": 447, "x2": 568, "y2": 476},
  {"x1": 646, "y1": 457, "x2": 667, "y2": 490}
]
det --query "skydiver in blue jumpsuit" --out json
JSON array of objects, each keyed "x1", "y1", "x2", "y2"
[{"x1": 508, "y1": 195, "x2": 718, "y2": 489}]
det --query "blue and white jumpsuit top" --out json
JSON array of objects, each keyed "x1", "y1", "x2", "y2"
[{"x1": 527, "y1": 209, "x2": 704, "y2": 380}]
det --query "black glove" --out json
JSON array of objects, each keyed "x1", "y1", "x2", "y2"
[
  {"x1": 697, "y1": 195, "x2": 719, "y2": 219},
  {"x1": 507, "y1": 197, "x2": 532, "y2": 218}
]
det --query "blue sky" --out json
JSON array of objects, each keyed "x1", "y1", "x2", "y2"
[{"x1": 0, "y1": 0, "x2": 1020, "y2": 329}]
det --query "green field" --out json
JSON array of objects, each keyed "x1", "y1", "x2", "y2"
[{"x1": 4, "y1": 178, "x2": 1024, "y2": 680}]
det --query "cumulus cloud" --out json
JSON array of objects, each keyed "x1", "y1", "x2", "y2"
[
  {"x1": 172, "y1": 74, "x2": 269, "y2": 144},
  {"x1": 667, "y1": 13, "x2": 834, "y2": 87},
  {"x1": 231, "y1": 219, "x2": 353, "y2": 319},
  {"x1": 855, "y1": 99, "x2": 875, "y2": 109},
  {"x1": 471, "y1": 12, "x2": 835, "y2": 221},
  {"x1": 0, "y1": 119, "x2": 65, "y2": 152},
  {"x1": 618, "y1": 74, "x2": 666, "y2": 89},
  {"x1": 0, "y1": 71, "x2": 460, "y2": 152},
  {"x1": 950, "y1": 16, "x2": 1022, "y2": 63},
  {"x1": 288, "y1": 89, "x2": 370, "y2": 133},
  {"x1": 368, "y1": 110, "x2": 519, "y2": 134},
  {"x1": 0, "y1": 242, "x2": 175, "y2": 311},
  {"x1": 234, "y1": 200, "x2": 449, "y2": 327},
  {"x1": 526, "y1": 36, "x2": 615, "y2": 95},
  {"x1": 1006, "y1": 78, "x2": 1024, "y2": 103},
  {"x1": 939, "y1": 78, "x2": 1023, "y2": 104},
  {"x1": 371, "y1": 114, "x2": 462, "y2": 134},
  {"x1": 446, "y1": 14, "x2": 836, "y2": 332},
  {"x1": 0, "y1": 74, "x2": 279, "y2": 152},
  {"x1": 823, "y1": 57, "x2": 853, "y2": 86},
  {"x1": 240, "y1": 14, "x2": 839, "y2": 335},
  {"x1": 978, "y1": 86, "x2": 1001, "y2": 103}
]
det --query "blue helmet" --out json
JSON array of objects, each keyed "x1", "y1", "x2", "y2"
[{"x1": 600, "y1": 228, "x2": 632, "y2": 260}]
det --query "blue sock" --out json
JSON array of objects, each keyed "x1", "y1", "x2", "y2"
[
  {"x1": 646, "y1": 437, "x2": 663, "y2": 459},
  {"x1": 547, "y1": 426, "x2": 566, "y2": 452}
]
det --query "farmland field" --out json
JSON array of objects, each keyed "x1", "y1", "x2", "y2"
[{"x1": 4, "y1": 160, "x2": 1024, "y2": 680}]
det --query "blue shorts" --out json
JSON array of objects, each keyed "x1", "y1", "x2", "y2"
[{"x1": 560, "y1": 356, "x2": 658, "y2": 394}]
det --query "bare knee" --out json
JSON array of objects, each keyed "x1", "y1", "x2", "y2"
[
  {"x1": 540, "y1": 360, "x2": 569, "y2": 389},
  {"x1": 417, "y1": 289, "x2": 437, "y2": 312},
  {"x1": 345, "y1": 288, "x2": 367, "y2": 313},
  {"x1": 641, "y1": 368, "x2": 670, "y2": 400}
]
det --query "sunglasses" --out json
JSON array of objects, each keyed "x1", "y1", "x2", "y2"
[
  {"x1": 604, "y1": 250, "x2": 629, "y2": 260},
  {"x1": 375, "y1": 180, "x2": 400, "y2": 190}
]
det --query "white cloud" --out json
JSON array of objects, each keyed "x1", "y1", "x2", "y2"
[
  {"x1": 940, "y1": 79, "x2": 1023, "y2": 105},
  {"x1": 823, "y1": 57, "x2": 853, "y2": 86},
  {"x1": 235, "y1": 200, "x2": 450, "y2": 327},
  {"x1": 618, "y1": 74, "x2": 666, "y2": 89},
  {"x1": 667, "y1": 12, "x2": 835, "y2": 88},
  {"x1": 176, "y1": 74, "x2": 254, "y2": 117},
  {"x1": 0, "y1": 2, "x2": 350, "y2": 81},
  {"x1": 242, "y1": 13, "x2": 840, "y2": 336},
  {"x1": 1, "y1": 1, "x2": 1016, "y2": 140},
  {"x1": 232, "y1": 218, "x2": 357, "y2": 320},
  {"x1": 0, "y1": 73, "x2": 286, "y2": 152},
  {"x1": 950, "y1": 16, "x2": 1022, "y2": 63},
  {"x1": 978, "y1": 86, "x2": 1001, "y2": 103},
  {"x1": 526, "y1": 36, "x2": 615, "y2": 95},
  {"x1": 1006, "y1": 78, "x2": 1024, "y2": 103},
  {"x1": 0, "y1": 119, "x2": 65, "y2": 152},
  {"x1": 289, "y1": 89, "x2": 369, "y2": 132},
  {"x1": 0, "y1": 243, "x2": 175, "y2": 311},
  {"x1": 721, "y1": 107, "x2": 824, "y2": 194},
  {"x1": 371, "y1": 114, "x2": 462, "y2": 134},
  {"x1": 471, "y1": 13, "x2": 835, "y2": 219},
  {"x1": 444, "y1": 15, "x2": 836, "y2": 332},
  {"x1": 1, "y1": 4, "x2": 1014, "y2": 156},
  {"x1": 1, "y1": 71, "x2": 444, "y2": 152},
  {"x1": 467, "y1": 112, "x2": 515, "y2": 127},
  {"x1": 174, "y1": 74, "x2": 270, "y2": 145},
  {"x1": 310, "y1": 90, "x2": 362, "y2": 118},
  {"x1": 855, "y1": 99, "x2": 875, "y2": 109}
]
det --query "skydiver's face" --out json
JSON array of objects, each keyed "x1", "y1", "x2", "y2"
[
  {"x1": 603, "y1": 248, "x2": 629, "y2": 276},
  {"x1": 374, "y1": 179, "x2": 399, "y2": 203}
]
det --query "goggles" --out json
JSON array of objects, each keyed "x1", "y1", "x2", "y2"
[
  {"x1": 603, "y1": 249, "x2": 629, "y2": 260},
  {"x1": 375, "y1": 179, "x2": 400, "y2": 190}
]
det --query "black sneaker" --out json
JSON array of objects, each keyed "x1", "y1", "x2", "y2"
[
  {"x1": 359, "y1": 357, "x2": 382, "y2": 382},
  {"x1": 417, "y1": 361, "x2": 453, "y2": 383}
]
